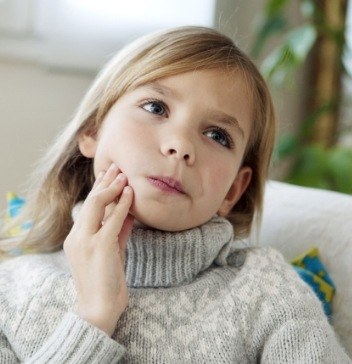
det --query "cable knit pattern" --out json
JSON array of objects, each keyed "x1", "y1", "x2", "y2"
[{"x1": 0, "y1": 216, "x2": 350, "y2": 363}]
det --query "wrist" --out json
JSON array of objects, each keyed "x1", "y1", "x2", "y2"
[{"x1": 77, "y1": 307, "x2": 120, "y2": 337}]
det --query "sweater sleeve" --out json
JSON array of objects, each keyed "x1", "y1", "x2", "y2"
[
  {"x1": 260, "y1": 318, "x2": 351, "y2": 363},
  {"x1": 24, "y1": 312, "x2": 126, "y2": 364},
  {"x1": 0, "y1": 312, "x2": 126, "y2": 364},
  {"x1": 0, "y1": 254, "x2": 127, "y2": 363}
]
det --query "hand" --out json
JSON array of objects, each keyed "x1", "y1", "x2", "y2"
[{"x1": 63, "y1": 163, "x2": 134, "y2": 336}]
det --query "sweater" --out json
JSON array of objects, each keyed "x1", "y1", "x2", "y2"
[{"x1": 0, "y1": 215, "x2": 350, "y2": 363}]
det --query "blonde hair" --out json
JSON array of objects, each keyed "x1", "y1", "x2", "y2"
[{"x1": 0, "y1": 26, "x2": 275, "y2": 258}]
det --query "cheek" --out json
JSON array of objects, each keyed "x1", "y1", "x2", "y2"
[
  {"x1": 206, "y1": 162, "x2": 237, "y2": 198},
  {"x1": 96, "y1": 131, "x2": 151, "y2": 181},
  {"x1": 93, "y1": 140, "x2": 124, "y2": 177}
]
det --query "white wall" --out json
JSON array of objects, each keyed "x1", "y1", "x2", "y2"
[{"x1": 0, "y1": 60, "x2": 94, "y2": 211}]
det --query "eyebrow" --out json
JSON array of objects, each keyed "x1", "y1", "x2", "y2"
[
  {"x1": 145, "y1": 82, "x2": 178, "y2": 98},
  {"x1": 207, "y1": 110, "x2": 245, "y2": 139}
]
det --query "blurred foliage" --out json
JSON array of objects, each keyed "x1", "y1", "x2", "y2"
[
  {"x1": 275, "y1": 104, "x2": 352, "y2": 193},
  {"x1": 252, "y1": 0, "x2": 352, "y2": 194}
]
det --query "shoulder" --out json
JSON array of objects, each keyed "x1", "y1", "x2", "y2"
[
  {"x1": 243, "y1": 246, "x2": 293, "y2": 276},
  {"x1": 221, "y1": 246, "x2": 326, "y2": 327},
  {"x1": 0, "y1": 249, "x2": 68, "y2": 274},
  {"x1": 243, "y1": 245, "x2": 288, "y2": 268},
  {"x1": 237, "y1": 246, "x2": 301, "y2": 283},
  {"x1": 234, "y1": 246, "x2": 319, "y2": 304},
  {"x1": 0, "y1": 250, "x2": 70, "y2": 299},
  {"x1": 228, "y1": 246, "x2": 329, "y2": 336},
  {"x1": 225, "y1": 245, "x2": 294, "y2": 281}
]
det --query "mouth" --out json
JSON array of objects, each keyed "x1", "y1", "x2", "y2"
[{"x1": 147, "y1": 176, "x2": 185, "y2": 194}]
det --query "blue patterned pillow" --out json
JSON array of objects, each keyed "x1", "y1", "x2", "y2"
[{"x1": 291, "y1": 247, "x2": 335, "y2": 318}]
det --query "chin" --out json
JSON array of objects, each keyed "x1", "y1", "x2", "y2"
[
  {"x1": 130, "y1": 194, "x2": 213, "y2": 232},
  {"x1": 132, "y1": 214, "x2": 185, "y2": 232},
  {"x1": 131, "y1": 207, "x2": 212, "y2": 232},
  {"x1": 130, "y1": 207, "x2": 193, "y2": 232}
]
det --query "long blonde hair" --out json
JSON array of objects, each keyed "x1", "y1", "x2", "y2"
[{"x1": 0, "y1": 26, "x2": 276, "y2": 258}]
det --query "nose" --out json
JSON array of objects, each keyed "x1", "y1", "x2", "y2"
[{"x1": 160, "y1": 133, "x2": 196, "y2": 165}]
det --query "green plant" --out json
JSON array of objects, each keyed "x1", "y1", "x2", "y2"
[
  {"x1": 252, "y1": 0, "x2": 352, "y2": 194},
  {"x1": 252, "y1": 0, "x2": 318, "y2": 86},
  {"x1": 275, "y1": 105, "x2": 352, "y2": 193}
]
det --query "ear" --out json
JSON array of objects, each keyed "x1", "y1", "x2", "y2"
[
  {"x1": 78, "y1": 133, "x2": 97, "y2": 158},
  {"x1": 218, "y1": 167, "x2": 252, "y2": 217}
]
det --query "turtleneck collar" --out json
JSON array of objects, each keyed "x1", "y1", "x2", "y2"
[
  {"x1": 126, "y1": 216, "x2": 234, "y2": 288},
  {"x1": 72, "y1": 203, "x2": 235, "y2": 288}
]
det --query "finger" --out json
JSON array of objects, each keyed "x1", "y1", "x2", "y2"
[
  {"x1": 100, "y1": 186, "x2": 133, "y2": 240},
  {"x1": 94, "y1": 163, "x2": 120, "y2": 191},
  {"x1": 102, "y1": 201, "x2": 117, "y2": 224},
  {"x1": 79, "y1": 171, "x2": 111, "y2": 229},
  {"x1": 92, "y1": 170, "x2": 105, "y2": 190},
  {"x1": 80, "y1": 174, "x2": 128, "y2": 234}
]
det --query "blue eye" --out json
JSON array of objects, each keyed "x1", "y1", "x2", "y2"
[
  {"x1": 142, "y1": 101, "x2": 166, "y2": 116},
  {"x1": 205, "y1": 128, "x2": 234, "y2": 149}
]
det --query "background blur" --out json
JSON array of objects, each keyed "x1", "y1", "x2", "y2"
[{"x1": 0, "y1": 0, "x2": 351, "y2": 211}]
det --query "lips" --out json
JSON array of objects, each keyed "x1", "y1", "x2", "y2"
[{"x1": 148, "y1": 176, "x2": 185, "y2": 194}]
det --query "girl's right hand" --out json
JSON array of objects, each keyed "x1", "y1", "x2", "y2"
[{"x1": 63, "y1": 163, "x2": 134, "y2": 337}]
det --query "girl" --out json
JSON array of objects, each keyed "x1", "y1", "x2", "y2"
[{"x1": 0, "y1": 26, "x2": 350, "y2": 363}]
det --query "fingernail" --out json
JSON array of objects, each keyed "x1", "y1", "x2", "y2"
[
  {"x1": 117, "y1": 173, "x2": 126, "y2": 181},
  {"x1": 109, "y1": 163, "x2": 117, "y2": 170},
  {"x1": 123, "y1": 186, "x2": 132, "y2": 194}
]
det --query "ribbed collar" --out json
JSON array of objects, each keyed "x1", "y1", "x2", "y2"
[
  {"x1": 126, "y1": 216, "x2": 234, "y2": 288},
  {"x1": 72, "y1": 204, "x2": 235, "y2": 288}
]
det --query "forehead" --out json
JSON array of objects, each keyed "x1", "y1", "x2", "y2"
[{"x1": 142, "y1": 68, "x2": 252, "y2": 106}]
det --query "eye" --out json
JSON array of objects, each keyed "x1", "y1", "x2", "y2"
[
  {"x1": 141, "y1": 100, "x2": 167, "y2": 116},
  {"x1": 204, "y1": 127, "x2": 234, "y2": 149}
]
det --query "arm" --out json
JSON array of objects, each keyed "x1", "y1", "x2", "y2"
[
  {"x1": 1, "y1": 313, "x2": 126, "y2": 364},
  {"x1": 0, "y1": 165, "x2": 133, "y2": 363},
  {"x1": 25, "y1": 312, "x2": 125, "y2": 364},
  {"x1": 260, "y1": 317, "x2": 351, "y2": 363}
]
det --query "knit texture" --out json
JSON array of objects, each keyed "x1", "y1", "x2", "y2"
[{"x1": 0, "y1": 215, "x2": 350, "y2": 363}]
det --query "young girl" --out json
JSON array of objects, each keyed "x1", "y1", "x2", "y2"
[{"x1": 0, "y1": 26, "x2": 350, "y2": 363}]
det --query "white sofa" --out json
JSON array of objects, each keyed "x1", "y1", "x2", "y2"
[{"x1": 254, "y1": 181, "x2": 352, "y2": 356}]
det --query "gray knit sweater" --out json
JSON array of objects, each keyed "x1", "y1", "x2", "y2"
[{"x1": 0, "y1": 216, "x2": 350, "y2": 363}]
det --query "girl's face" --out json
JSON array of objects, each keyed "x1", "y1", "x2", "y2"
[{"x1": 79, "y1": 69, "x2": 253, "y2": 231}]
